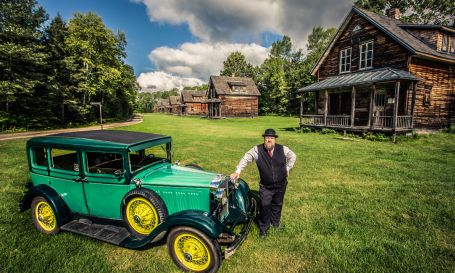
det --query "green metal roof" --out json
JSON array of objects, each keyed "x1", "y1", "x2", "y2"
[
  {"x1": 26, "y1": 130, "x2": 172, "y2": 151},
  {"x1": 298, "y1": 67, "x2": 422, "y2": 93}
]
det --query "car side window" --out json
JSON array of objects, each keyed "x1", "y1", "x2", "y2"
[
  {"x1": 32, "y1": 147, "x2": 48, "y2": 167},
  {"x1": 51, "y1": 149, "x2": 78, "y2": 172},
  {"x1": 85, "y1": 152, "x2": 123, "y2": 175}
]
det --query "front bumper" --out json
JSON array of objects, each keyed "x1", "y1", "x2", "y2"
[{"x1": 224, "y1": 198, "x2": 256, "y2": 259}]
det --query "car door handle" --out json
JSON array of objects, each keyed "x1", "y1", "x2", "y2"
[
  {"x1": 73, "y1": 177, "x2": 81, "y2": 182},
  {"x1": 81, "y1": 178, "x2": 87, "y2": 182}
]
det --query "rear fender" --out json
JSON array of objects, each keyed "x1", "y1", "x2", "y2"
[
  {"x1": 120, "y1": 210, "x2": 232, "y2": 248},
  {"x1": 19, "y1": 184, "x2": 70, "y2": 227}
]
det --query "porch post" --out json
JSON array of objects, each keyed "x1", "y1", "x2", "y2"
[
  {"x1": 219, "y1": 103, "x2": 221, "y2": 117},
  {"x1": 351, "y1": 86, "x2": 356, "y2": 128},
  {"x1": 324, "y1": 89, "x2": 328, "y2": 126},
  {"x1": 410, "y1": 81, "x2": 417, "y2": 129},
  {"x1": 369, "y1": 84, "x2": 376, "y2": 129},
  {"x1": 392, "y1": 80, "x2": 400, "y2": 142},
  {"x1": 300, "y1": 93, "x2": 303, "y2": 128}
]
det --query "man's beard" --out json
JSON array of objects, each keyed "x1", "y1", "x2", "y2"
[{"x1": 264, "y1": 143, "x2": 275, "y2": 151}]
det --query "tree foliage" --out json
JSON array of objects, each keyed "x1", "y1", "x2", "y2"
[
  {"x1": 355, "y1": 0, "x2": 455, "y2": 26},
  {"x1": 220, "y1": 51, "x2": 255, "y2": 78},
  {"x1": 0, "y1": 1, "x2": 139, "y2": 129}
]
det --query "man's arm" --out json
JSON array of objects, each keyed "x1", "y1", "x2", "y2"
[
  {"x1": 230, "y1": 146, "x2": 258, "y2": 180},
  {"x1": 283, "y1": 146, "x2": 297, "y2": 177}
]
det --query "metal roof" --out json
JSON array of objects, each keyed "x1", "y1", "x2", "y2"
[{"x1": 298, "y1": 67, "x2": 422, "y2": 93}]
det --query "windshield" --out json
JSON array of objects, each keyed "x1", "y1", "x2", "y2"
[{"x1": 129, "y1": 143, "x2": 171, "y2": 173}]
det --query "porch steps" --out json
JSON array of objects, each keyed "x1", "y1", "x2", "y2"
[{"x1": 61, "y1": 219, "x2": 130, "y2": 245}]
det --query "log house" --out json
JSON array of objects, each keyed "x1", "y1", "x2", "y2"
[
  {"x1": 181, "y1": 90, "x2": 208, "y2": 116},
  {"x1": 298, "y1": 6, "x2": 455, "y2": 139}
]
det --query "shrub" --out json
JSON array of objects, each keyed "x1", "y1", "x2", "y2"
[
  {"x1": 320, "y1": 128, "x2": 337, "y2": 135},
  {"x1": 362, "y1": 132, "x2": 390, "y2": 142}
]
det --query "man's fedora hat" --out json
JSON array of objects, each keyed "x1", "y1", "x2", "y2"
[{"x1": 262, "y1": 129, "x2": 278, "y2": 138}]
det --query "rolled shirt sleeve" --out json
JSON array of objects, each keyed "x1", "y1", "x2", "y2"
[
  {"x1": 235, "y1": 146, "x2": 259, "y2": 174},
  {"x1": 283, "y1": 146, "x2": 297, "y2": 172}
]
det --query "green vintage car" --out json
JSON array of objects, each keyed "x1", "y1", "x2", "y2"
[{"x1": 18, "y1": 130, "x2": 255, "y2": 273}]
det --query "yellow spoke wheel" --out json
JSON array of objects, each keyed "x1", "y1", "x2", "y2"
[
  {"x1": 35, "y1": 201, "x2": 56, "y2": 231},
  {"x1": 126, "y1": 197, "x2": 158, "y2": 235},
  {"x1": 167, "y1": 227, "x2": 221, "y2": 273},
  {"x1": 174, "y1": 234, "x2": 211, "y2": 271}
]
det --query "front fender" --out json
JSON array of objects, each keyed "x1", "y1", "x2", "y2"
[
  {"x1": 119, "y1": 210, "x2": 232, "y2": 248},
  {"x1": 18, "y1": 184, "x2": 70, "y2": 227}
]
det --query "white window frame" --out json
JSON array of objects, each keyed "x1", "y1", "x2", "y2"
[
  {"x1": 450, "y1": 35, "x2": 454, "y2": 53},
  {"x1": 359, "y1": 41, "x2": 374, "y2": 70},
  {"x1": 339, "y1": 48, "x2": 352, "y2": 73}
]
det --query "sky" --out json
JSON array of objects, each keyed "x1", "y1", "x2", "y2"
[{"x1": 39, "y1": 0, "x2": 355, "y2": 92}]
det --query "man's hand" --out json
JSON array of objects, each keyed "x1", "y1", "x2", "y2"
[
  {"x1": 230, "y1": 172, "x2": 240, "y2": 180},
  {"x1": 287, "y1": 171, "x2": 289, "y2": 177}
]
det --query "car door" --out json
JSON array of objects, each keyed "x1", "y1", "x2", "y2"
[
  {"x1": 48, "y1": 147, "x2": 89, "y2": 214},
  {"x1": 82, "y1": 150, "x2": 128, "y2": 219}
]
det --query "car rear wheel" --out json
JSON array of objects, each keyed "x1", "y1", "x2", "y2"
[
  {"x1": 31, "y1": 196, "x2": 59, "y2": 235},
  {"x1": 121, "y1": 189, "x2": 168, "y2": 243},
  {"x1": 185, "y1": 164, "x2": 204, "y2": 171},
  {"x1": 167, "y1": 226, "x2": 222, "y2": 273}
]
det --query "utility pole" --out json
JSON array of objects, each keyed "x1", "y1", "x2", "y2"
[{"x1": 90, "y1": 102, "x2": 103, "y2": 130}]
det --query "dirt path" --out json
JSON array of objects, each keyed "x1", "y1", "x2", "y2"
[{"x1": 0, "y1": 114, "x2": 143, "y2": 141}]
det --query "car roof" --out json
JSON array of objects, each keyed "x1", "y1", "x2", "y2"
[{"x1": 26, "y1": 130, "x2": 172, "y2": 151}]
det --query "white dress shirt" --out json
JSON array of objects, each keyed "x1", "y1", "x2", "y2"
[{"x1": 235, "y1": 145, "x2": 296, "y2": 175}]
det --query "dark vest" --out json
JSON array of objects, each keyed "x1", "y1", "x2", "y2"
[{"x1": 256, "y1": 143, "x2": 287, "y2": 188}]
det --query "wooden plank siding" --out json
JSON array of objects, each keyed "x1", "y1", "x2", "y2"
[
  {"x1": 318, "y1": 14, "x2": 409, "y2": 81},
  {"x1": 220, "y1": 96, "x2": 258, "y2": 118},
  {"x1": 407, "y1": 29, "x2": 440, "y2": 49},
  {"x1": 408, "y1": 58, "x2": 455, "y2": 129},
  {"x1": 185, "y1": 102, "x2": 207, "y2": 116}
]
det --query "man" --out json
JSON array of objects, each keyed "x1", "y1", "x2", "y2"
[{"x1": 230, "y1": 129, "x2": 296, "y2": 238}]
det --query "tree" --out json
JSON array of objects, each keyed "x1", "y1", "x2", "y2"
[
  {"x1": 354, "y1": 0, "x2": 455, "y2": 26},
  {"x1": 220, "y1": 52, "x2": 255, "y2": 78},
  {"x1": 0, "y1": 0, "x2": 49, "y2": 126}
]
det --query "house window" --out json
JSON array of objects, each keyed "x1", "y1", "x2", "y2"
[
  {"x1": 352, "y1": 25, "x2": 362, "y2": 32},
  {"x1": 359, "y1": 41, "x2": 373, "y2": 69},
  {"x1": 424, "y1": 86, "x2": 432, "y2": 106},
  {"x1": 375, "y1": 92, "x2": 386, "y2": 107},
  {"x1": 339, "y1": 48, "x2": 351, "y2": 73},
  {"x1": 450, "y1": 35, "x2": 454, "y2": 53},
  {"x1": 442, "y1": 33, "x2": 448, "y2": 51},
  {"x1": 233, "y1": 85, "x2": 245, "y2": 92}
]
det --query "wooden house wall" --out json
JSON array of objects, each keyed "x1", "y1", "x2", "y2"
[
  {"x1": 185, "y1": 102, "x2": 207, "y2": 115},
  {"x1": 408, "y1": 58, "x2": 455, "y2": 129},
  {"x1": 220, "y1": 96, "x2": 258, "y2": 118},
  {"x1": 407, "y1": 29, "x2": 440, "y2": 49},
  {"x1": 318, "y1": 14, "x2": 409, "y2": 81}
]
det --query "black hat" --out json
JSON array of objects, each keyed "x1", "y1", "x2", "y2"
[{"x1": 262, "y1": 129, "x2": 278, "y2": 138}]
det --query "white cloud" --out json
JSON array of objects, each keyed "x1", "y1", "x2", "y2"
[
  {"x1": 149, "y1": 42, "x2": 270, "y2": 80},
  {"x1": 136, "y1": 71, "x2": 206, "y2": 92},
  {"x1": 131, "y1": 0, "x2": 353, "y2": 48}
]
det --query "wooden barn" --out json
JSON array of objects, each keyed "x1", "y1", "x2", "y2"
[
  {"x1": 203, "y1": 74, "x2": 261, "y2": 119},
  {"x1": 181, "y1": 90, "x2": 208, "y2": 116},
  {"x1": 297, "y1": 6, "x2": 455, "y2": 139}
]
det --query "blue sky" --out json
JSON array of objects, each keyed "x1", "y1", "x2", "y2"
[{"x1": 38, "y1": 0, "x2": 354, "y2": 92}]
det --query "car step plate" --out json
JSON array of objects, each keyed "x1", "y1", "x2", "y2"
[{"x1": 61, "y1": 219, "x2": 130, "y2": 245}]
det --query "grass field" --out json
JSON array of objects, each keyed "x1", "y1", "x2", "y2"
[{"x1": 1, "y1": 114, "x2": 455, "y2": 272}]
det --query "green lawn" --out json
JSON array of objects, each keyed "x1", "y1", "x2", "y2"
[{"x1": 1, "y1": 114, "x2": 454, "y2": 272}]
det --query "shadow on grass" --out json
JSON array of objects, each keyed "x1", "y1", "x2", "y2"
[{"x1": 278, "y1": 127, "x2": 298, "y2": 132}]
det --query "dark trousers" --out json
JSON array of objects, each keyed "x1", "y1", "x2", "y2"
[{"x1": 258, "y1": 181, "x2": 288, "y2": 232}]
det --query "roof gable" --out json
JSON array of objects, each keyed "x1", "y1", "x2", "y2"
[
  {"x1": 210, "y1": 76, "x2": 260, "y2": 96},
  {"x1": 181, "y1": 90, "x2": 207, "y2": 103},
  {"x1": 311, "y1": 6, "x2": 455, "y2": 75}
]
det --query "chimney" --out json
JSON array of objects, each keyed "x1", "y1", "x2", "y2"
[
  {"x1": 388, "y1": 8, "x2": 400, "y2": 19},
  {"x1": 231, "y1": 73, "x2": 235, "y2": 77},
  {"x1": 195, "y1": 88, "x2": 197, "y2": 91}
]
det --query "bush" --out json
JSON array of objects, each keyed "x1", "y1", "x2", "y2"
[
  {"x1": 445, "y1": 124, "x2": 455, "y2": 134},
  {"x1": 320, "y1": 128, "x2": 337, "y2": 135},
  {"x1": 362, "y1": 132, "x2": 390, "y2": 142},
  {"x1": 293, "y1": 127, "x2": 312, "y2": 133}
]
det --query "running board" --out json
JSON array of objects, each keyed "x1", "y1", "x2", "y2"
[{"x1": 61, "y1": 219, "x2": 130, "y2": 245}]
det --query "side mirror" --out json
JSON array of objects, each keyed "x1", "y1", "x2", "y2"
[
  {"x1": 174, "y1": 160, "x2": 180, "y2": 165},
  {"x1": 114, "y1": 170, "x2": 125, "y2": 177}
]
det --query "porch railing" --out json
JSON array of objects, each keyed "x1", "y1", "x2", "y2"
[
  {"x1": 301, "y1": 115, "x2": 350, "y2": 127},
  {"x1": 373, "y1": 116, "x2": 412, "y2": 128}
]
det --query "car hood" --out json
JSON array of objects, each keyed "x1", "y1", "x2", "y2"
[{"x1": 137, "y1": 163, "x2": 219, "y2": 188}]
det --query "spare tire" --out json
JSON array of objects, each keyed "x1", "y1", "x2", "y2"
[{"x1": 121, "y1": 188, "x2": 168, "y2": 243}]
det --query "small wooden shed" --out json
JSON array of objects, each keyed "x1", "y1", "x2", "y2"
[{"x1": 181, "y1": 90, "x2": 208, "y2": 116}]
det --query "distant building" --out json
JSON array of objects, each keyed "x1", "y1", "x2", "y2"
[
  {"x1": 181, "y1": 89, "x2": 208, "y2": 116},
  {"x1": 169, "y1": 96, "x2": 184, "y2": 115},
  {"x1": 204, "y1": 74, "x2": 261, "y2": 118}
]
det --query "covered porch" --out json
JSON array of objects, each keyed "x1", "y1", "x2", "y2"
[
  {"x1": 202, "y1": 98, "x2": 223, "y2": 119},
  {"x1": 297, "y1": 68, "x2": 422, "y2": 140}
]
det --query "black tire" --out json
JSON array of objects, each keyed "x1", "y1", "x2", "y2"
[
  {"x1": 185, "y1": 164, "x2": 204, "y2": 171},
  {"x1": 121, "y1": 188, "x2": 169, "y2": 243},
  {"x1": 31, "y1": 196, "x2": 60, "y2": 235},
  {"x1": 167, "y1": 226, "x2": 222, "y2": 273}
]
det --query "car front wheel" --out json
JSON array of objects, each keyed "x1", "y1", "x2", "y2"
[
  {"x1": 167, "y1": 226, "x2": 222, "y2": 273},
  {"x1": 31, "y1": 196, "x2": 59, "y2": 235}
]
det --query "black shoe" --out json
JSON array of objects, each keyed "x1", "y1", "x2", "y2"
[{"x1": 259, "y1": 230, "x2": 266, "y2": 238}]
